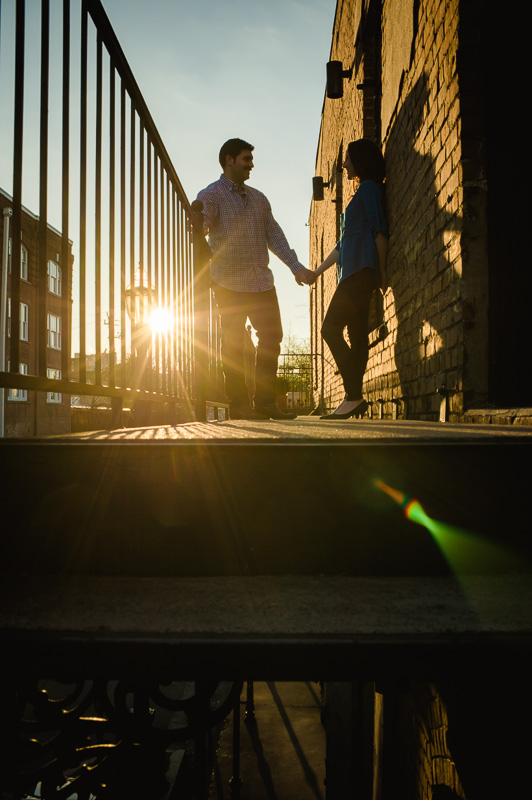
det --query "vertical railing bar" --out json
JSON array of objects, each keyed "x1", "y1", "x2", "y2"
[
  {"x1": 146, "y1": 135, "x2": 152, "y2": 393},
  {"x1": 172, "y1": 190, "x2": 179, "y2": 397},
  {"x1": 38, "y1": 0, "x2": 50, "y2": 380},
  {"x1": 146, "y1": 134, "x2": 152, "y2": 303},
  {"x1": 175, "y1": 197, "x2": 182, "y2": 395},
  {"x1": 139, "y1": 121, "x2": 146, "y2": 389},
  {"x1": 169, "y1": 187, "x2": 174, "y2": 396},
  {"x1": 139, "y1": 123, "x2": 144, "y2": 299},
  {"x1": 146, "y1": 135, "x2": 152, "y2": 395},
  {"x1": 94, "y1": 30, "x2": 102, "y2": 385},
  {"x1": 180, "y1": 204, "x2": 186, "y2": 393},
  {"x1": 175, "y1": 200, "x2": 180, "y2": 389},
  {"x1": 108, "y1": 59, "x2": 116, "y2": 386},
  {"x1": 165, "y1": 174, "x2": 170, "y2": 394},
  {"x1": 159, "y1": 164, "x2": 164, "y2": 395},
  {"x1": 177, "y1": 194, "x2": 182, "y2": 399},
  {"x1": 61, "y1": 0, "x2": 70, "y2": 380},
  {"x1": 166, "y1": 174, "x2": 172, "y2": 395},
  {"x1": 170, "y1": 180, "x2": 175, "y2": 396},
  {"x1": 183, "y1": 204, "x2": 188, "y2": 395},
  {"x1": 157, "y1": 162, "x2": 164, "y2": 395},
  {"x1": 129, "y1": 97, "x2": 140, "y2": 396},
  {"x1": 10, "y1": 0, "x2": 25, "y2": 375},
  {"x1": 182, "y1": 204, "x2": 188, "y2": 394},
  {"x1": 174, "y1": 198, "x2": 179, "y2": 390},
  {"x1": 129, "y1": 97, "x2": 135, "y2": 288},
  {"x1": 108, "y1": 60, "x2": 119, "y2": 422},
  {"x1": 153, "y1": 151, "x2": 159, "y2": 393},
  {"x1": 186, "y1": 205, "x2": 191, "y2": 396},
  {"x1": 78, "y1": 0, "x2": 88, "y2": 384},
  {"x1": 160, "y1": 161, "x2": 166, "y2": 395},
  {"x1": 192, "y1": 199, "x2": 209, "y2": 420},
  {"x1": 129, "y1": 95, "x2": 136, "y2": 390},
  {"x1": 210, "y1": 288, "x2": 216, "y2": 402},
  {"x1": 187, "y1": 209, "x2": 194, "y2": 399},
  {"x1": 178, "y1": 203, "x2": 184, "y2": 391},
  {"x1": 119, "y1": 80, "x2": 127, "y2": 387}
]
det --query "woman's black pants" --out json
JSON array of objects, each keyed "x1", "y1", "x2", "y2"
[{"x1": 321, "y1": 267, "x2": 376, "y2": 400}]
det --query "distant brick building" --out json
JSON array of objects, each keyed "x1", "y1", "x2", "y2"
[
  {"x1": 0, "y1": 189, "x2": 73, "y2": 436},
  {"x1": 310, "y1": 0, "x2": 530, "y2": 421}
]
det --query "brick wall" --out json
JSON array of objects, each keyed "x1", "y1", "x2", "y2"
[
  {"x1": 0, "y1": 190, "x2": 73, "y2": 436},
  {"x1": 382, "y1": 0, "x2": 464, "y2": 420},
  {"x1": 309, "y1": 0, "x2": 487, "y2": 421},
  {"x1": 325, "y1": 677, "x2": 530, "y2": 797},
  {"x1": 386, "y1": 683, "x2": 467, "y2": 800}
]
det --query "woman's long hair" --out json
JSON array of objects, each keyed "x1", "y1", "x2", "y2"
[{"x1": 347, "y1": 139, "x2": 385, "y2": 184}]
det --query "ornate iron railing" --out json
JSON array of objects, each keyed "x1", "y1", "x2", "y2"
[
  {"x1": 0, "y1": 0, "x2": 219, "y2": 434},
  {"x1": 7, "y1": 677, "x2": 243, "y2": 799}
]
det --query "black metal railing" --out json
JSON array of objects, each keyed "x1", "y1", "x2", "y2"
[
  {"x1": 0, "y1": 0, "x2": 220, "y2": 434},
  {"x1": 277, "y1": 352, "x2": 314, "y2": 412},
  {"x1": 8, "y1": 676, "x2": 243, "y2": 799}
]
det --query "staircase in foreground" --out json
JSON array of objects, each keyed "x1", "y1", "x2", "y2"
[{"x1": 1, "y1": 419, "x2": 531, "y2": 797}]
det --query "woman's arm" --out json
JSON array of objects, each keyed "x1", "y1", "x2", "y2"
[
  {"x1": 313, "y1": 247, "x2": 339, "y2": 280},
  {"x1": 375, "y1": 233, "x2": 388, "y2": 289}
]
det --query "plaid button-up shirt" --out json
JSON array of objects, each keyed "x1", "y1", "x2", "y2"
[{"x1": 196, "y1": 174, "x2": 304, "y2": 292}]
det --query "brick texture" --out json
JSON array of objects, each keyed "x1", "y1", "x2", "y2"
[{"x1": 309, "y1": 0, "x2": 484, "y2": 421}]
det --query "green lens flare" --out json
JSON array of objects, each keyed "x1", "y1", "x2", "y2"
[
  {"x1": 404, "y1": 499, "x2": 430, "y2": 527},
  {"x1": 375, "y1": 478, "x2": 523, "y2": 575}
]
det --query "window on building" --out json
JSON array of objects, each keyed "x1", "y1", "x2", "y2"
[
  {"x1": 47, "y1": 260, "x2": 62, "y2": 296},
  {"x1": 47, "y1": 367, "x2": 62, "y2": 403},
  {"x1": 7, "y1": 362, "x2": 28, "y2": 402},
  {"x1": 7, "y1": 299, "x2": 29, "y2": 341},
  {"x1": 8, "y1": 239, "x2": 29, "y2": 281},
  {"x1": 47, "y1": 312, "x2": 62, "y2": 350},
  {"x1": 20, "y1": 302, "x2": 28, "y2": 340}
]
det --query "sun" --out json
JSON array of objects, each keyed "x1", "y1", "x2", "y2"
[{"x1": 150, "y1": 307, "x2": 173, "y2": 335}]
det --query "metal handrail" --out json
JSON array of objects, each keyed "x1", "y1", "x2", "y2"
[{"x1": 0, "y1": 0, "x2": 219, "y2": 432}]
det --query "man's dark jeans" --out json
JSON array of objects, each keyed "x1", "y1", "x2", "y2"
[{"x1": 212, "y1": 284, "x2": 283, "y2": 408}]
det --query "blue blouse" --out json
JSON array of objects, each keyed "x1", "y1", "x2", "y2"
[{"x1": 336, "y1": 180, "x2": 388, "y2": 284}]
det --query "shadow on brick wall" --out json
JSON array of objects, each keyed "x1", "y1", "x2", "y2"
[{"x1": 385, "y1": 72, "x2": 461, "y2": 418}]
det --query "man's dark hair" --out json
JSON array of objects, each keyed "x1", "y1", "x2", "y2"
[
  {"x1": 347, "y1": 139, "x2": 385, "y2": 183},
  {"x1": 219, "y1": 138, "x2": 254, "y2": 169}
]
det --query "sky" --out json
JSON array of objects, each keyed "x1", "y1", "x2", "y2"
[
  {"x1": 100, "y1": 0, "x2": 337, "y2": 344},
  {"x1": 0, "y1": 0, "x2": 337, "y2": 347}
]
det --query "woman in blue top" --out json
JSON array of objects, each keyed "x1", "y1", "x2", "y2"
[{"x1": 312, "y1": 139, "x2": 388, "y2": 419}]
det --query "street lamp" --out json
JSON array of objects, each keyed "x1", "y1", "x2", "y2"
[
  {"x1": 125, "y1": 269, "x2": 154, "y2": 422},
  {"x1": 326, "y1": 60, "x2": 353, "y2": 99}
]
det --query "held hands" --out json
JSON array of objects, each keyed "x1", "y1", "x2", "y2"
[
  {"x1": 294, "y1": 267, "x2": 317, "y2": 286},
  {"x1": 295, "y1": 255, "x2": 334, "y2": 285}
]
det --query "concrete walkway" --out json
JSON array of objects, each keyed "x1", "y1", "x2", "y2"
[
  {"x1": 59, "y1": 416, "x2": 532, "y2": 441},
  {"x1": 211, "y1": 682, "x2": 326, "y2": 800}
]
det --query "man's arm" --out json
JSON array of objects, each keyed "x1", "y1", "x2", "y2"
[
  {"x1": 263, "y1": 200, "x2": 308, "y2": 276},
  {"x1": 195, "y1": 187, "x2": 218, "y2": 237}
]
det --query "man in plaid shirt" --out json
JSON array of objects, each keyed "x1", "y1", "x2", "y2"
[{"x1": 196, "y1": 138, "x2": 313, "y2": 419}]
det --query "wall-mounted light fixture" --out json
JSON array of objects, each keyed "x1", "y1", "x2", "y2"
[
  {"x1": 312, "y1": 176, "x2": 330, "y2": 201},
  {"x1": 326, "y1": 60, "x2": 353, "y2": 99}
]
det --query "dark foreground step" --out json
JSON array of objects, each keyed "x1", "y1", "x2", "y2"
[{"x1": 1, "y1": 434, "x2": 531, "y2": 578}]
